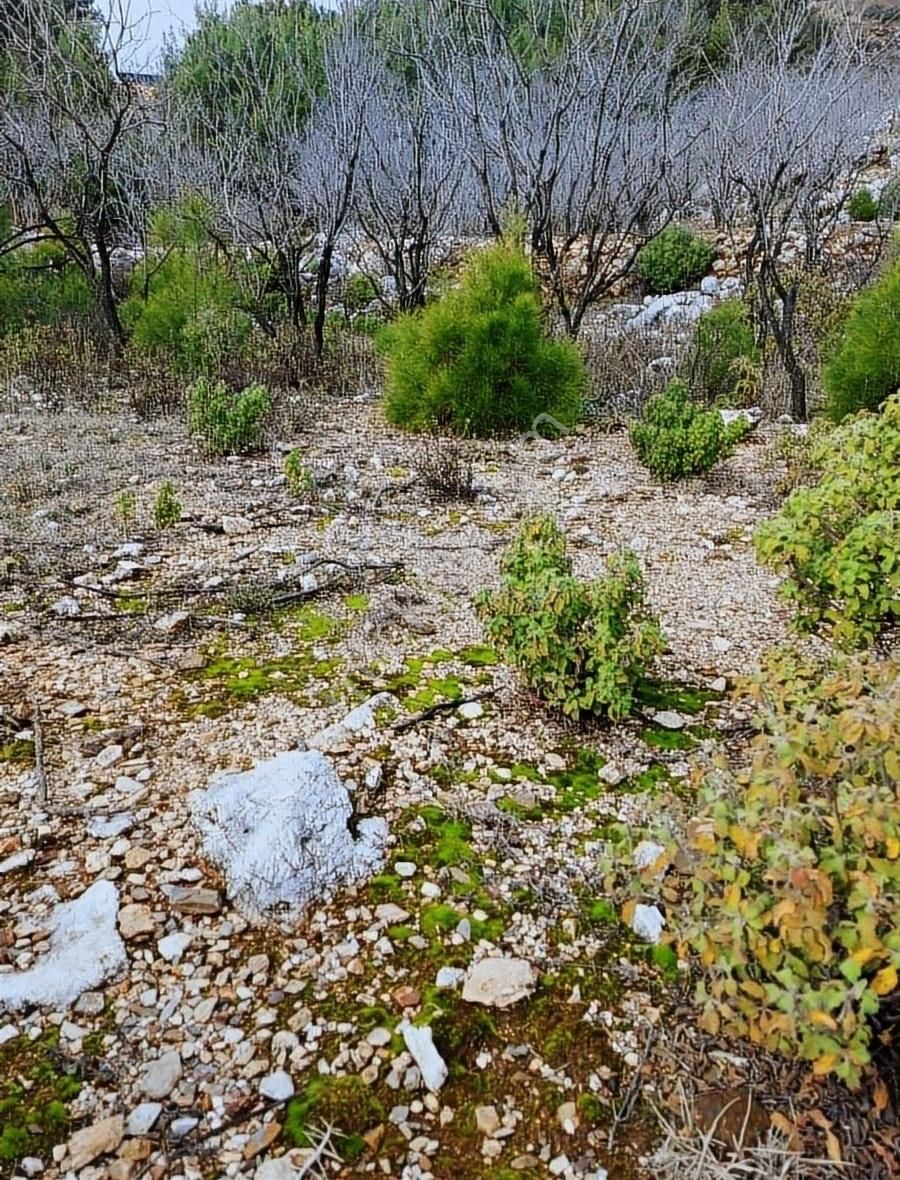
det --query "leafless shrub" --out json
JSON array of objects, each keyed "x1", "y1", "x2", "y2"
[
  {"x1": 581, "y1": 318, "x2": 680, "y2": 419},
  {"x1": 416, "y1": 431, "x2": 477, "y2": 501}
]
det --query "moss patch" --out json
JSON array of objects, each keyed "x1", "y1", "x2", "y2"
[
  {"x1": 284, "y1": 1076, "x2": 384, "y2": 1161},
  {"x1": 0, "y1": 1029, "x2": 82, "y2": 1165}
]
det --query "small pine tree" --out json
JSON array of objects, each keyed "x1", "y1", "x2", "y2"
[
  {"x1": 823, "y1": 257, "x2": 900, "y2": 421},
  {"x1": 378, "y1": 238, "x2": 585, "y2": 437}
]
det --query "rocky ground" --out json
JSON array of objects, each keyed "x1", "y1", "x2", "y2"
[{"x1": 0, "y1": 389, "x2": 891, "y2": 1180}]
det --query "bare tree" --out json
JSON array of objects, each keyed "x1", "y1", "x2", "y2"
[
  {"x1": 695, "y1": 6, "x2": 892, "y2": 418},
  {"x1": 290, "y1": 34, "x2": 380, "y2": 355},
  {"x1": 0, "y1": 0, "x2": 163, "y2": 350}
]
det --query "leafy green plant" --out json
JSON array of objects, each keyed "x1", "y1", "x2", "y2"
[
  {"x1": 187, "y1": 378, "x2": 270, "y2": 455},
  {"x1": 681, "y1": 299, "x2": 760, "y2": 406},
  {"x1": 877, "y1": 175, "x2": 900, "y2": 221},
  {"x1": 637, "y1": 651, "x2": 900, "y2": 1088},
  {"x1": 847, "y1": 188, "x2": 877, "y2": 222},
  {"x1": 822, "y1": 256, "x2": 900, "y2": 421},
  {"x1": 0, "y1": 236, "x2": 93, "y2": 337},
  {"x1": 635, "y1": 225, "x2": 716, "y2": 295},
  {"x1": 115, "y1": 490, "x2": 136, "y2": 531},
  {"x1": 629, "y1": 381, "x2": 748, "y2": 481},
  {"x1": 284, "y1": 448, "x2": 313, "y2": 497},
  {"x1": 755, "y1": 395, "x2": 899, "y2": 648},
  {"x1": 377, "y1": 237, "x2": 585, "y2": 436},
  {"x1": 343, "y1": 272, "x2": 378, "y2": 312},
  {"x1": 477, "y1": 515, "x2": 664, "y2": 720},
  {"x1": 153, "y1": 480, "x2": 181, "y2": 528}
]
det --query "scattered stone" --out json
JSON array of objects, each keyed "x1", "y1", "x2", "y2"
[
  {"x1": 375, "y1": 903, "x2": 409, "y2": 923},
  {"x1": 94, "y1": 743, "x2": 124, "y2": 769},
  {"x1": 169, "y1": 1116, "x2": 199, "y2": 1139},
  {"x1": 435, "y1": 967, "x2": 466, "y2": 990},
  {"x1": 157, "y1": 931, "x2": 193, "y2": 963},
  {"x1": 633, "y1": 841, "x2": 667, "y2": 872},
  {"x1": 306, "y1": 693, "x2": 396, "y2": 753},
  {"x1": 66, "y1": 1114, "x2": 123, "y2": 1170},
  {"x1": 190, "y1": 749, "x2": 388, "y2": 918},
  {"x1": 475, "y1": 1105, "x2": 501, "y2": 1136},
  {"x1": 87, "y1": 814, "x2": 134, "y2": 839},
  {"x1": 243, "y1": 1123, "x2": 281, "y2": 1160},
  {"x1": 51, "y1": 596, "x2": 80, "y2": 617},
  {"x1": 118, "y1": 903, "x2": 154, "y2": 940},
  {"x1": 462, "y1": 957, "x2": 536, "y2": 1008},
  {"x1": 57, "y1": 700, "x2": 88, "y2": 718},
  {"x1": 0, "y1": 1024, "x2": 19, "y2": 1045},
  {"x1": 399, "y1": 1020, "x2": 448, "y2": 1091},
  {"x1": 19, "y1": 1158, "x2": 43, "y2": 1177},
  {"x1": 0, "y1": 881, "x2": 125, "y2": 1011},
  {"x1": 0, "y1": 849, "x2": 35, "y2": 874},
  {"x1": 395, "y1": 861, "x2": 416, "y2": 878},
  {"x1": 631, "y1": 903, "x2": 665, "y2": 944},
  {"x1": 124, "y1": 1104, "x2": 162, "y2": 1137},
  {"x1": 393, "y1": 985, "x2": 421, "y2": 1008},
  {"x1": 457, "y1": 700, "x2": 484, "y2": 721},
  {"x1": 139, "y1": 1050, "x2": 182, "y2": 1099},
  {"x1": 154, "y1": 611, "x2": 190, "y2": 634},
  {"x1": 598, "y1": 762, "x2": 624, "y2": 787},
  {"x1": 260, "y1": 1071, "x2": 295, "y2": 1102},
  {"x1": 557, "y1": 1101, "x2": 579, "y2": 1134}
]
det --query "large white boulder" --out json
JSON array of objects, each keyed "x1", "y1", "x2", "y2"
[
  {"x1": 190, "y1": 749, "x2": 388, "y2": 919},
  {"x1": 0, "y1": 880, "x2": 126, "y2": 1011}
]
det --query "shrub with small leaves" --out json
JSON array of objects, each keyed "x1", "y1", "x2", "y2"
[
  {"x1": 635, "y1": 225, "x2": 717, "y2": 295},
  {"x1": 187, "y1": 378, "x2": 270, "y2": 455},
  {"x1": 629, "y1": 381, "x2": 748, "y2": 481},
  {"x1": 822, "y1": 255, "x2": 900, "y2": 422},
  {"x1": 284, "y1": 449, "x2": 313, "y2": 497},
  {"x1": 847, "y1": 188, "x2": 877, "y2": 222},
  {"x1": 343, "y1": 272, "x2": 378, "y2": 312},
  {"x1": 755, "y1": 394, "x2": 899, "y2": 648},
  {"x1": 633, "y1": 650, "x2": 900, "y2": 1088},
  {"x1": 153, "y1": 481, "x2": 181, "y2": 529},
  {"x1": 476, "y1": 515, "x2": 664, "y2": 720},
  {"x1": 681, "y1": 299, "x2": 760, "y2": 406}
]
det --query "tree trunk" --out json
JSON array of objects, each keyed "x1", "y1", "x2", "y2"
[{"x1": 313, "y1": 239, "x2": 334, "y2": 358}]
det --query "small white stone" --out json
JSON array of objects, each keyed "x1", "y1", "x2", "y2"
[
  {"x1": 435, "y1": 967, "x2": 465, "y2": 990},
  {"x1": 631, "y1": 903, "x2": 665, "y2": 944},
  {"x1": 652, "y1": 710, "x2": 684, "y2": 730},
  {"x1": 394, "y1": 861, "x2": 416, "y2": 878},
  {"x1": 157, "y1": 931, "x2": 193, "y2": 963},
  {"x1": 399, "y1": 1021, "x2": 448, "y2": 1091},
  {"x1": 259, "y1": 1070, "x2": 295, "y2": 1102},
  {"x1": 457, "y1": 701, "x2": 484, "y2": 721},
  {"x1": 633, "y1": 841, "x2": 667, "y2": 872},
  {"x1": 124, "y1": 1103, "x2": 162, "y2": 1136}
]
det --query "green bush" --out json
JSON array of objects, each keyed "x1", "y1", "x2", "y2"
[
  {"x1": 823, "y1": 257, "x2": 900, "y2": 421},
  {"x1": 476, "y1": 515, "x2": 664, "y2": 720},
  {"x1": 877, "y1": 175, "x2": 900, "y2": 221},
  {"x1": 635, "y1": 225, "x2": 716, "y2": 295},
  {"x1": 153, "y1": 481, "x2": 181, "y2": 529},
  {"x1": 284, "y1": 449, "x2": 313, "y2": 497},
  {"x1": 0, "y1": 238, "x2": 93, "y2": 336},
  {"x1": 847, "y1": 188, "x2": 877, "y2": 222},
  {"x1": 629, "y1": 381, "x2": 747, "y2": 480},
  {"x1": 378, "y1": 238, "x2": 585, "y2": 437},
  {"x1": 755, "y1": 394, "x2": 899, "y2": 648},
  {"x1": 344, "y1": 272, "x2": 378, "y2": 312},
  {"x1": 187, "y1": 378, "x2": 270, "y2": 455},
  {"x1": 643, "y1": 650, "x2": 900, "y2": 1088},
  {"x1": 681, "y1": 299, "x2": 760, "y2": 405}
]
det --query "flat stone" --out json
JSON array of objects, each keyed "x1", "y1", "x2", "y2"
[
  {"x1": 118, "y1": 904, "x2": 154, "y2": 940},
  {"x1": 124, "y1": 1103, "x2": 162, "y2": 1137},
  {"x1": 462, "y1": 957, "x2": 536, "y2": 1009},
  {"x1": 457, "y1": 701, "x2": 484, "y2": 721},
  {"x1": 67, "y1": 1115, "x2": 123, "y2": 1170},
  {"x1": 94, "y1": 744, "x2": 124, "y2": 769},
  {"x1": 161, "y1": 885, "x2": 222, "y2": 915},
  {"x1": 653, "y1": 710, "x2": 685, "y2": 730},
  {"x1": 243, "y1": 1123, "x2": 281, "y2": 1160},
  {"x1": 0, "y1": 849, "x2": 35, "y2": 874},
  {"x1": 435, "y1": 967, "x2": 465, "y2": 990},
  {"x1": 394, "y1": 861, "x2": 416, "y2": 878},
  {"x1": 259, "y1": 1070, "x2": 295, "y2": 1102},
  {"x1": 139, "y1": 1050, "x2": 182, "y2": 1099},
  {"x1": 169, "y1": 1117, "x2": 199, "y2": 1139},
  {"x1": 631, "y1": 903, "x2": 665, "y2": 944},
  {"x1": 375, "y1": 903, "x2": 409, "y2": 923}
]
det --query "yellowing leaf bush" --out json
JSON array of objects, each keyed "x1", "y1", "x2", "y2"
[{"x1": 657, "y1": 652, "x2": 899, "y2": 1087}]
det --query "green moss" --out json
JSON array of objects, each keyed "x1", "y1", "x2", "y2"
[
  {"x1": 648, "y1": 943, "x2": 680, "y2": 982},
  {"x1": 191, "y1": 646, "x2": 343, "y2": 713},
  {"x1": 343, "y1": 593, "x2": 369, "y2": 612},
  {"x1": 546, "y1": 748, "x2": 606, "y2": 811},
  {"x1": 581, "y1": 898, "x2": 617, "y2": 926},
  {"x1": 421, "y1": 903, "x2": 464, "y2": 939},
  {"x1": 284, "y1": 1076, "x2": 384, "y2": 1159},
  {"x1": 639, "y1": 725, "x2": 696, "y2": 752},
  {"x1": 405, "y1": 675, "x2": 463, "y2": 712},
  {"x1": 0, "y1": 1029, "x2": 83, "y2": 1164},
  {"x1": 387, "y1": 923, "x2": 415, "y2": 942},
  {"x1": 113, "y1": 595, "x2": 148, "y2": 615},
  {"x1": 629, "y1": 763, "x2": 671, "y2": 793},
  {"x1": 496, "y1": 796, "x2": 544, "y2": 821},
  {"x1": 458, "y1": 644, "x2": 497, "y2": 667},
  {"x1": 635, "y1": 679, "x2": 721, "y2": 716},
  {"x1": 577, "y1": 1092, "x2": 606, "y2": 1126}
]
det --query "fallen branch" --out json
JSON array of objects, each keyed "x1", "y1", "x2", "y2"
[{"x1": 392, "y1": 688, "x2": 496, "y2": 733}]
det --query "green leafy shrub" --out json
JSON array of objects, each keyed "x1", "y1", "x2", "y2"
[
  {"x1": 0, "y1": 237, "x2": 93, "y2": 337},
  {"x1": 847, "y1": 188, "x2": 877, "y2": 222},
  {"x1": 476, "y1": 515, "x2": 664, "y2": 720},
  {"x1": 681, "y1": 299, "x2": 760, "y2": 406},
  {"x1": 822, "y1": 257, "x2": 900, "y2": 421},
  {"x1": 344, "y1": 272, "x2": 378, "y2": 312},
  {"x1": 877, "y1": 175, "x2": 900, "y2": 221},
  {"x1": 635, "y1": 225, "x2": 716, "y2": 295},
  {"x1": 642, "y1": 651, "x2": 900, "y2": 1088},
  {"x1": 755, "y1": 394, "x2": 899, "y2": 648},
  {"x1": 378, "y1": 238, "x2": 585, "y2": 436},
  {"x1": 153, "y1": 481, "x2": 181, "y2": 528},
  {"x1": 187, "y1": 378, "x2": 270, "y2": 455},
  {"x1": 629, "y1": 381, "x2": 748, "y2": 481}
]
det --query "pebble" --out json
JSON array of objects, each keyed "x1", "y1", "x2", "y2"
[
  {"x1": 118, "y1": 904, "x2": 154, "y2": 939},
  {"x1": 124, "y1": 1103, "x2": 162, "y2": 1137},
  {"x1": 395, "y1": 861, "x2": 417, "y2": 878},
  {"x1": 475, "y1": 1105, "x2": 501, "y2": 1136},
  {"x1": 139, "y1": 1051, "x2": 183, "y2": 1099},
  {"x1": 158, "y1": 931, "x2": 193, "y2": 962}
]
